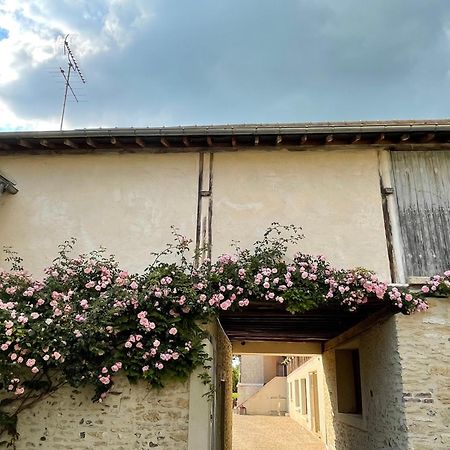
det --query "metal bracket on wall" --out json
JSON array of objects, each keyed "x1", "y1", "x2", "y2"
[{"x1": 0, "y1": 174, "x2": 18, "y2": 194}]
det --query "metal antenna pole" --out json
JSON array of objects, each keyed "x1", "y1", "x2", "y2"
[
  {"x1": 58, "y1": 34, "x2": 86, "y2": 131},
  {"x1": 60, "y1": 63, "x2": 72, "y2": 131}
]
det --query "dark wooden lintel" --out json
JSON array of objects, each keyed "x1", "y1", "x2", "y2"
[{"x1": 324, "y1": 307, "x2": 392, "y2": 352}]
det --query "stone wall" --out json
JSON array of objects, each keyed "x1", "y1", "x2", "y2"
[
  {"x1": 397, "y1": 297, "x2": 450, "y2": 450},
  {"x1": 323, "y1": 316, "x2": 408, "y2": 450},
  {"x1": 215, "y1": 321, "x2": 233, "y2": 450},
  {"x1": 322, "y1": 298, "x2": 450, "y2": 450},
  {"x1": 12, "y1": 376, "x2": 190, "y2": 450}
]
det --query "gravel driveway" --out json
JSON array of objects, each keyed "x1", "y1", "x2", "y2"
[{"x1": 232, "y1": 414, "x2": 326, "y2": 450}]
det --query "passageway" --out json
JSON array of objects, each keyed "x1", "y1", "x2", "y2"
[{"x1": 232, "y1": 415, "x2": 326, "y2": 450}]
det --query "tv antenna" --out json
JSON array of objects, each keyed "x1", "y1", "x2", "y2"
[{"x1": 59, "y1": 34, "x2": 86, "y2": 130}]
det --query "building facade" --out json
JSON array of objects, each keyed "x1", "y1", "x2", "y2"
[{"x1": 0, "y1": 121, "x2": 449, "y2": 449}]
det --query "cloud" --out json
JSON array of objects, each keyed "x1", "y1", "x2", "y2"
[{"x1": 1, "y1": 0, "x2": 450, "y2": 131}]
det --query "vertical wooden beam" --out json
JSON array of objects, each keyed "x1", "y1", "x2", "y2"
[{"x1": 195, "y1": 152, "x2": 214, "y2": 265}]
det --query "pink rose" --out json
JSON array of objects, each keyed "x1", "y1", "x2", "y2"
[
  {"x1": 99, "y1": 376, "x2": 110, "y2": 385},
  {"x1": 168, "y1": 327, "x2": 178, "y2": 335}
]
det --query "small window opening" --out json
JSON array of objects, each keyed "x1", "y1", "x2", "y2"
[{"x1": 335, "y1": 349, "x2": 362, "y2": 414}]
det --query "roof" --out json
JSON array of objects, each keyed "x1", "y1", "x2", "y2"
[{"x1": 1, "y1": 119, "x2": 450, "y2": 154}]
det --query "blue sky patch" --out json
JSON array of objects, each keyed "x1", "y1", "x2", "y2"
[{"x1": 0, "y1": 27, "x2": 9, "y2": 40}]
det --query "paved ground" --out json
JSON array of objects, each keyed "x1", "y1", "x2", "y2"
[{"x1": 232, "y1": 414, "x2": 326, "y2": 450}]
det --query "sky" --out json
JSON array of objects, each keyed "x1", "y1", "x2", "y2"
[{"x1": 1, "y1": 0, "x2": 450, "y2": 131}]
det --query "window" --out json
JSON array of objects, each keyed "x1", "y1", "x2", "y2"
[
  {"x1": 294, "y1": 380, "x2": 300, "y2": 407},
  {"x1": 300, "y1": 378, "x2": 308, "y2": 414},
  {"x1": 335, "y1": 349, "x2": 362, "y2": 414}
]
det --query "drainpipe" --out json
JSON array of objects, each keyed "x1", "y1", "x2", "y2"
[{"x1": 0, "y1": 175, "x2": 18, "y2": 195}]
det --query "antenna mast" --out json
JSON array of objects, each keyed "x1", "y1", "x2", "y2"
[{"x1": 59, "y1": 34, "x2": 86, "y2": 130}]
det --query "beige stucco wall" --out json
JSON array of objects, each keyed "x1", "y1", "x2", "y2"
[
  {"x1": 212, "y1": 149, "x2": 391, "y2": 280},
  {"x1": 237, "y1": 355, "x2": 264, "y2": 404},
  {"x1": 287, "y1": 355, "x2": 327, "y2": 442},
  {"x1": 0, "y1": 153, "x2": 198, "y2": 274},
  {"x1": 240, "y1": 376, "x2": 287, "y2": 416}
]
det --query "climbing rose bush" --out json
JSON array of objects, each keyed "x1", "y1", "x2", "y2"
[
  {"x1": 421, "y1": 270, "x2": 450, "y2": 296},
  {"x1": 0, "y1": 225, "x2": 445, "y2": 440}
]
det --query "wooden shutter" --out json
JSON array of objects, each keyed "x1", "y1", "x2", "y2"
[{"x1": 391, "y1": 150, "x2": 450, "y2": 277}]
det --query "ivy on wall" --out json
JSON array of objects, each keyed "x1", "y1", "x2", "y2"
[{"x1": 0, "y1": 224, "x2": 448, "y2": 442}]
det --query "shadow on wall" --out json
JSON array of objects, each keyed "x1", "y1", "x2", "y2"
[{"x1": 323, "y1": 316, "x2": 408, "y2": 450}]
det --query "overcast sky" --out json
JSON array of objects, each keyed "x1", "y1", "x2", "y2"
[{"x1": 1, "y1": 0, "x2": 450, "y2": 131}]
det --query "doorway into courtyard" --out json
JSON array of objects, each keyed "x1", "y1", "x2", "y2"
[
  {"x1": 231, "y1": 350, "x2": 326, "y2": 450},
  {"x1": 214, "y1": 298, "x2": 393, "y2": 450}
]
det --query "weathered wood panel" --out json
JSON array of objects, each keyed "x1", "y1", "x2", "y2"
[{"x1": 391, "y1": 151, "x2": 450, "y2": 276}]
